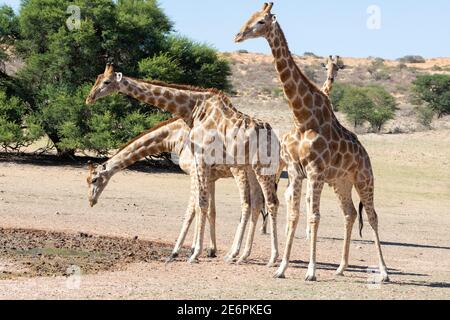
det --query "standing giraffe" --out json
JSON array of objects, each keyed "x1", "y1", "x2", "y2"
[
  {"x1": 86, "y1": 64, "x2": 282, "y2": 265},
  {"x1": 236, "y1": 2, "x2": 389, "y2": 281},
  {"x1": 86, "y1": 117, "x2": 266, "y2": 262},
  {"x1": 321, "y1": 55, "x2": 345, "y2": 97}
]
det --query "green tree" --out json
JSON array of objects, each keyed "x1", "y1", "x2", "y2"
[
  {"x1": 363, "y1": 85, "x2": 397, "y2": 132},
  {"x1": 337, "y1": 86, "x2": 374, "y2": 128},
  {"x1": 329, "y1": 82, "x2": 351, "y2": 111},
  {"x1": 12, "y1": 0, "x2": 231, "y2": 156},
  {"x1": 0, "y1": 89, "x2": 44, "y2": 151},
  {"x1": 412, "y1": 74, "x2": 450, "y2": 118}
]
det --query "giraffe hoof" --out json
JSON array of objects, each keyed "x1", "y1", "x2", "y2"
[
  {"x1": 382, "y1": 275, "x2": 390, "y2": 283},
  {"x1": 273, "y1": 271, "x2": 286, "y2": 279},
  {"x1": 188, "y1": 257, "x2": 199, "y2": 264},
  {"x1": 224, "y1": 254, "x2": 237, "y2": 264},
  {"x1": 266, "y1": 261, "x2": 277, "y2": 268},
  {"x1": 206, "y1": 249, "x2": 217, "y2": 258},
  {"x1": 305, "y1": 275, "x2": 317, "y2": 282},
  {"x1": 165, "y1": 253, "x2": 178, "y2": 264}
]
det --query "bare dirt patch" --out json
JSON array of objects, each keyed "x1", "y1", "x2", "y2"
[{"x1": 0, "y1": 228, "x2": 182, "y2": 279}]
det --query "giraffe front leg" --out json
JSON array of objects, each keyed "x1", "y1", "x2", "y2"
[
  {"x1": 188, "y1": 164, "x2": 210, "y2": 264},
  {"x1": 206, "y1": 182, "x2": 217, "y2": 258},
  {"x1": 333, "y1": 181, "x2": 357, "y2": 276},
  {"x1": 254, "y1": 171, "x2": 279, "y2": 267},
  {"x1": 305, "y1": 178, "x2": 324, "y2": 282},
  {"x1": 225, "y1": 169, "x2": 251, "y2": 263},
  {"x1": 274, "y1": 172, "x2": 302, "y2": 279},
  {"x1": 167, "y1": 177, "x2": 197, "y2": 263},
  {"x1": 238, "y1": 171, "x2": 264, "y2": 264}
]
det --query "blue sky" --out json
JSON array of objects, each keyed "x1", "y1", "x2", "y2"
[{"x1": 3, "y1": 0, "x2": 450, "y2": 59}]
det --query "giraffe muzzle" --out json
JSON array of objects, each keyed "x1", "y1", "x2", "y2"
[{"x1": 235, "y1": 32, "x2": 245, "y2": 43}]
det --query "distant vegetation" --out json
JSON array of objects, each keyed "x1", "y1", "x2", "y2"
[
  {"x1": 398, "y1": 55, "x2": 426, "y2": 64},
  {"x1": 411, "y1": 74, "x2": 450, "y2": 119},
  {"x1": 331, "y1": 84, "x2": 397, "y2": 132}
]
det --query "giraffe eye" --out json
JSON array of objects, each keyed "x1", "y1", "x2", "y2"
[
  {"x1": 257, "y1": 20, "x2": 265, "y2": 25},
  {"x1": 92, "y1": 178, "x2": 98, "y2": 184},
  {"x1": 104, "y1": 80, "x2": 111, "y2": 85}
]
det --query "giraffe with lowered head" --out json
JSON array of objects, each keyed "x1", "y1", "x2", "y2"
[
  {"x1": 86, "y1": 64, "x2": 282, "y2": 265},
  {"x1": 236, "y1": 2, "x2": 389, "y2": 281},
  {"x1": 86, "y1": 117, "x2": 267, "y2": 262}
]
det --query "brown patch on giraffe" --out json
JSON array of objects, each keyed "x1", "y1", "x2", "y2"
[
  {"x1": 276, "y1": 58, "x2": 287, "y2": 71},
  {"x1": 303, "y1": 93, "x2": 313, "y2": 108},
  {"x1": 313, "y1": 137, "x2": 327, "y2": 153},
  {"x1": 163, "y1": 90, "x2": 174, "y2": 100},
  {"x1": 331, "y1": 152, "x2": 343, "y2": 167},
  {"x1": 284, "y1": 80, "x2": 296, "y2": 99},
  {"x1": 280, "y1": 69, "x2": 291, "y2": 83},
  {"x1": 298, "y1": 81, "x2": 308, "y2": 96},
  {"x1": 322, "y1": 124, "x2": 332, "y2": 140},
  {"x1": 175, "y1": 94, "x2": 188, "y2": 105}
]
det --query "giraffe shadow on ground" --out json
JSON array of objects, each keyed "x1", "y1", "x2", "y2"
[{"x1": 321, "y1": 237, "x2": 450, "y2": 251}]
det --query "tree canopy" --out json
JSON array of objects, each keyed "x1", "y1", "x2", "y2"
[{"x1": 0, "y1": 0, "x2": 231, "y2": 156}]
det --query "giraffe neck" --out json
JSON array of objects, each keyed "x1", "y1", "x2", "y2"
[
  {"x1": 118, "y1": 77, "x2": 212, "y2": 122},
  {"x1": 321, "y1": 76, "x2": 334, "y2": 96},
  {"x1": 104, "y1": 119, "x2": 188, "y2": 176},
  {"x1": 266, "y1": 22, "x2": 332, "y2": 129}
]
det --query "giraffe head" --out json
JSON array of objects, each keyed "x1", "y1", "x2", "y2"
[
  {"x1": 86, "y1": 161, "x2": 111, "y2": 207},
  {"x1": 85, "y1": 63, "x2": 122, "y2": 105},
  {"x1": 321, "y1": 55, "x2": 345, "y2": 82},
  {"x1": 235, "y1": 2, "x2": 276, "y2": 43}
]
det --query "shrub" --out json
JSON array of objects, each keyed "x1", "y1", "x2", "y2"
[
  {"x1": 415, "y1": 106, "x2": 434, "y2": 128},
  {"x1": 368, "y1": 60, "x2": 391, "y2": 81},
  {"x1": 335, "y1": 85, "x2": 397, "y2": 132},
  {"x1": 411, "y1": 74, "x2": 450, "y2": 118},
  {"x1": 337, "y1": 87, "x2": 374, "y2": 128},
  {"x1": 304, "y1": 52, "x2": 321, "y2": 59},
  {"x1": 398, "y1": 55, "x2": 426, "y2": 64},
  {"x1": 0, "y1": 90, "x2": 43, "y2": 151},
  {"x1": 303, "y1": 65, "x2": 317, "y2": 83}
]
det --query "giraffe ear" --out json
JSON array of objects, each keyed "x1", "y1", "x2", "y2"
[{"x1": 271, "y1": 14, "x2": 277, "y2": 23}]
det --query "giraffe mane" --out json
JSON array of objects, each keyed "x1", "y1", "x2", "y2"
[
  {"x1": 114, "y1": 117, "x2": 182, "y2": 155},
  {"x1": 274, "y1": 23, "x2": 327, "y2": 98},
  {"x1": 126, "y1": 77, "x2": 225, "y2": 96}
]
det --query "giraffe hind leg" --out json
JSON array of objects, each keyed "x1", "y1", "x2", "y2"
[{"x1": 355, "y1": 183, "x2": 390, "y2": 283}]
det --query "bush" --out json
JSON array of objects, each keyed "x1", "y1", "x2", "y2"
[
  {"x1": 362, "y1": 86, "x2": 397, "y2": 132},
  {"x1": 398, "y1": 55, "x2": 426, "y2": 64},
  {"x1": 368, "y1": 60, "x2": 391, "y2": 81},
  {"x1": 337, "y1": 87, "x2": 374, "y2": 128},
  {"x1": 303, "y1": 65, "x2": 317, "y2": 83},
  {"x1": 411, "y1": 74, "x2": 450, "y2": 118},
  {"x1": 329, "y1": 83, "x2": 351, "y2": 111},
  {"x1": 304, "y1": 52, "x2": 321, "y2": 59},
  {"x1": 335, "y1": 85, "x2": 397, "y2": 132},
  {"x1": 0, "y1": 90, "x2": 43, "y2": 151},
  {"x1": 415, "y1": 106, "x2": 434, "y2": 128}
]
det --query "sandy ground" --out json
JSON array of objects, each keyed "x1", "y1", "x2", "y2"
[{"x1": 0, "y1": 124, "x2": 450, "y2": 299}]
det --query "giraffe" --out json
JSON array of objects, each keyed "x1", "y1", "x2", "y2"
[
  {"x1": 236, "y1": 2, "x2": 389, "y2": 281},
  {"x1": 304, "y1": 55, "x2": 345, "y2": 238},
  {"x1": 86, "y1": 64, "x2": 282, "y2": 265},
  {"x1": 321, "y1": 55, "x2": 345, "y2": 97},
  {"x1": 86, "y1": 117, "x2": 266, "y2": 262}
]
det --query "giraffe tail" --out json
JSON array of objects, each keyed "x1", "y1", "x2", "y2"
[{"x1": 358, "y1": 202, "x2": 364, "y2": 238}]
